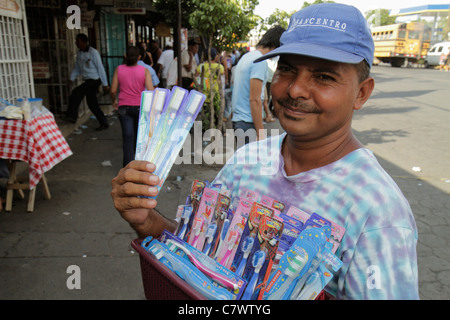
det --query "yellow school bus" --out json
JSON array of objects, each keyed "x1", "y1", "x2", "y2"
[{"x1": 371, "y1": 22, "x2": 431, "y2": 67}]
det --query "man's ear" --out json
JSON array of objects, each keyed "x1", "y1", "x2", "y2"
[{"x1": 354, "y1": 77, "x2": 375, "y2": 110}]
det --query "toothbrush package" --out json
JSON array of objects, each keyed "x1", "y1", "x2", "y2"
[
  {"x1": 134, "y1": 87, "x2": 206, "y2": 198},
  {"x1": 241, "y1": 214, "x2": 284, "y2": 300}
]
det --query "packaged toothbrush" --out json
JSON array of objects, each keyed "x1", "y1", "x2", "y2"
[
  {"x1": 285, "y1": 205, "x2": 310, "y2": 224},
  {"x1": 231, "y1": 202, "x2": 274, "y2": 276},
  {"x1": 135, "y1": 88, "x2": 171, "y2": 160},
  {"x1": 292, "y1": 247, "x2": 343, "y2": 300},
  {"x1": 215, "y1": 198, "x2": 253, "y2": 268},
  {"x1": 187, "y1": 187, "x2": 219, "y2": 250},
  {"x1": 260, "y1": 195, "x2": 286, "y2": 214},
  {"x1": 160, "y1": 230, "x2": 247, "y2": 300},
  {"x1": 263, "y1": 227, "x2": 324, "y2": 300},
  {"x1": 135, "y1": 90, "x2": 154, "y2": 160},
  {"x1": 175, "y1": 204, "x2": 194, "y2": 240},
  {"x1": 208, "y1": 193, "x2": 231, "y2": 258},
  {"x1": 242, "y1": 215, "x2": 284, "y2": 300},
  {"x1": 189, "y1": 180, "x2": 206, "y2": 214},
  {"x1": 294, "y1": 264, "x2": 333, "y2": 300},
  {"x1": 269, "y1": 214, "x2": 304, "y2": 272},
  {"x1": 329, "y1": 220, "x2": 346, "y2": 253}
]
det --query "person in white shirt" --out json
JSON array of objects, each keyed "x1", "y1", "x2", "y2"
[{"x1": 157, "y1": 42, "x2": 174, "y2": 88}]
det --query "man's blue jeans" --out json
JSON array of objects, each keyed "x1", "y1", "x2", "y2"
[
  {"x1": 118, "y1": 105, "x2": 140, "y2": 167},
  {"x1": 232, "y1": 121, "x2": 257, "y2": 145}
]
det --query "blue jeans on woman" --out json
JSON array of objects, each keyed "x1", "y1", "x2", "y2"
[{"x1": 118, "y1": 105, "x2": 140, "y2": 167}]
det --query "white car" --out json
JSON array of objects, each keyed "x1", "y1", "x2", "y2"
[{"x1": 424, "y1": 42, "x2": 450, "y2": 68}]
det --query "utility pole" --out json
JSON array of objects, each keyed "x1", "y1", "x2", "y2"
[{"x1": 177, "y1": 0, "x2": 182, "y2": 86}]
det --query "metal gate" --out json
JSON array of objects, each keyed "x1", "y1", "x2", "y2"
[{"x1": 0, "y1": 0, "x2": 33, "y2": 104}]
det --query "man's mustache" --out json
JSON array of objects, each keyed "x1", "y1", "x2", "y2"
[{"x1": 275, "y1": 97, "x2": 321, "y2": 114}]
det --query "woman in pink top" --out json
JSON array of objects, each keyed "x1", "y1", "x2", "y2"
[{"x1": 111, "y1": 46, "x2": 153, "y2": 166}]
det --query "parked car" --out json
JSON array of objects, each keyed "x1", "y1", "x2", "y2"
[{"x1": 424, "y1": 42, "x2": 450, "y2": 68}]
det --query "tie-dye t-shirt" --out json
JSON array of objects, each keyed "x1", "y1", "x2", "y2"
[{"x1": 213, "y1": 133, "x2": 419, "y2": 300}]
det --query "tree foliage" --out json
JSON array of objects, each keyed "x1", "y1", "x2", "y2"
[
  {"x1": 188, "y1": 0, "x2": 259, "y2": 130},
  {"x1": 302, "y1": 0, "x2": 335, "y2": 9},
  {"x1": 189, "y1": 0, "x2": 259, "y2": 51},
  {"x1": 365, "y1": 9, "x2": 396, "y2": 26}
]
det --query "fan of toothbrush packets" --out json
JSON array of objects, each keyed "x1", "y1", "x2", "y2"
[{"x1": 140, "y1": 180, "x2": 346, "y2": 300}]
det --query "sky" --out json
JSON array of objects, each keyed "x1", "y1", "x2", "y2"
[{"x1": 254, "y1": 0, "x2": 448, "y2": 18}]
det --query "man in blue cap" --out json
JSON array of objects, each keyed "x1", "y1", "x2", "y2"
[{"x1": 111, "y1": 3, "x2": 419, "y2": 300}]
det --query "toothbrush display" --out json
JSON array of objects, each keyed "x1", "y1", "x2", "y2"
[
  {"x1": 165, "y1": 239, "x2": 239, "y2": 291},
  {"x1": 235, "y1": 236, "x2": 255, "y2": 277},
  {"x1": 203, "y1": 223, "x2": 217, "y2": 255},
  {"x1": 241, "y1": 250, "x2": 266, "y2": 300},
  {"x1": 137, "y1": 183, "x2": 346, "y2": 301},
  {"x1": 266, "y1": 251, "x2": 308, "y2": 300}
]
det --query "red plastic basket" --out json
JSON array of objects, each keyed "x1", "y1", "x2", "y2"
[{"x1": 131, "y1": 238, "x2": 328, "y2": 301}]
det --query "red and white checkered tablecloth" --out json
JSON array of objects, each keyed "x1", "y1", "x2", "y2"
[{"x1": 0, "y1": 111, "x2": 72, "y2": 189}]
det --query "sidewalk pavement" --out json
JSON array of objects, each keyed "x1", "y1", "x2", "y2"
[{"x1": 0, "y1": 107, "x2": 449, "y2": 299}]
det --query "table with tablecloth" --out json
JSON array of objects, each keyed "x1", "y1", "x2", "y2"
[{"x1": 0, "y1": 108, "x2": 72, "y2": 211}]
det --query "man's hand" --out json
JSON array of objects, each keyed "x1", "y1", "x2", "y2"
[{"x1": 111, "y1": 161, "x2": 176, "y2": 238}]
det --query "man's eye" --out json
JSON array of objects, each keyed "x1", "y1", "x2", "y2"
[
  {"x1": 316, "y1": 74, "x2": 336, "y2": 81},
  {"x1": 276, "y1": 64, "x2": 292, "y2": 72}
]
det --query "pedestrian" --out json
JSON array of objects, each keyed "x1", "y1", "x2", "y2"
[
  {"x1": 138, "y1": 46, "x2": 160, "y2": 88},
  {"x1": 139, "y1": 42, "x2": 154, "y2": 67},
  {"x1": 444, "y1": 49, "x2": 450, "y2": 72},
  {"x1": 194, "y1": 47, "x2": 224, "y2": 99},
  {"x1": 111, "y1": 3, "x2": 419, "y2": 300},
  {"x1": 110, "y1": 46, "x2": 154, "y2": 167},
  {"x1": 157, "y1": 41, "x2": 174, "y2": 88},
  {"x1": 231, "y1": 25, "x2": 285, "y2": 143},
  {"x1": 149, "y1": 39, "x2": 162, "y2": 78},
  {"x1": 262, "y1": 85, "x2": 275, "y2": 123},
  {"x1": 65, "y1": 33, "x2": 110, "y2": 131},
  {"x1": 194, "y1": 47, "x2": 225, "y2": 129},
  {"x1": 166, "y1": 57, "x2": 178, "y2": 89},
  {"x1": 181, "y1": 39, "x2": 199, "y2": 90}
]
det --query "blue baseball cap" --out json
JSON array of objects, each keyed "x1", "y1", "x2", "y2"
[{"x1": 254, "y1": 3, "x2": 374, "y2": 67}]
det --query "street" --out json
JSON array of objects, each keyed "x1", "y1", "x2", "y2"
[
  {"x1": 354, "y1": 65, "x2": 450, "y2": 300},
  {"x1": 0, "y1": 65, "x2": 449, "y2": 300}
]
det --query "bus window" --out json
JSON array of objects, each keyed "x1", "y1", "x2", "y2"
[
  {"x1": 408, "y1": 30, "x2": 421, "y2": 40},
  {"x1": 389, "y1": 31, "x2": 394, "y2": 39}
]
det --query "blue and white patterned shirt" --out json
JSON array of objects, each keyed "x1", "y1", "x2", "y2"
[{"x1": 213, "y1": 133, "x2": 419, "y2": 300}]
